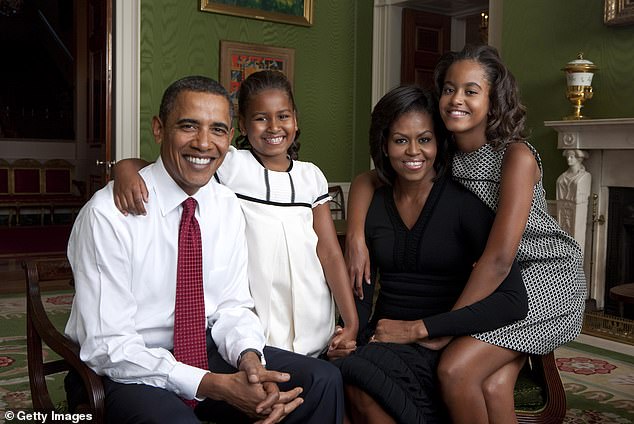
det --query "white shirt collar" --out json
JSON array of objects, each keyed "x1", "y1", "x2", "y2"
[{"x1": 149, "y1": 156, "x2": 211, "y2": 217}]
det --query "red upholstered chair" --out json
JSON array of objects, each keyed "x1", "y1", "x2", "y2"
[
  {"x1": 12, "y1": 158, "x2": 41, "y2": 194},
  {"x1": 0, "y1": 158, "x2": 14, "y2": 225},
  {"x1": 42, "y1": 159, "x2": 86, "y2": 222},
  {"x1": 43, "y1": 159, "x2": 74, "y2": 194},
  {"x1": 0, "y1": 159, "x2": 9, "y2": 194},
  {"x1": 10, "y1": 159, "x2": 43, "y2": 224}
]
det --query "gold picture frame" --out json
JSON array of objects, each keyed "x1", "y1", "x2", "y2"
[
  {"x1": 219, "y1": 40, "x2": 295, "y2": 112},
  {"x1": 200, "y1": 0, "x2": 313, "y2": 27},
  {"x1": 604, "y1": 0, "x2": 634, "y2": 25}
]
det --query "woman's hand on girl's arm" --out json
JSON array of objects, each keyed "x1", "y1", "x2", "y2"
[
  {"x1": 345, "y1": 171, "x2": 381, "y2": 298},
  {"x1": 113, "y1": 158, "x2": 151, "y2": 216},
  {"x1": 452, "y1": 143, "x2": 539, "y2": 310}
]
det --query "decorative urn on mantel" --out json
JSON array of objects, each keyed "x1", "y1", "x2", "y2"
[{"x1": 562, "y1": 53, "x2": 599, "y2": 120}]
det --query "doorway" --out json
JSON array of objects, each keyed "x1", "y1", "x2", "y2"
[
  {"x1": 0, "y1": 0, "x2": 113, "y2": 193},
  {"x1": 0, "y1": 0, "x2": 112, "y2": 257},
  {"x1": 371, "y1": 0, "x2": 497, "y2": 106},
  {"x1": 400, "y1": 8, "x2": 451, "y2": 89}
]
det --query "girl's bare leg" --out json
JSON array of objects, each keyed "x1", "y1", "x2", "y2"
[
  {"x1": 344, "y1": 384, "x2": 396, "y2": 424},
  {"x1": 438, "y1": 336, "x2": 523, "y2": 424},
  {"x1": 482, "y1": 354, "x2": 526, "y2": 424}
]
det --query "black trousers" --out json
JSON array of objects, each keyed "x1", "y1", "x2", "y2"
[{"x1": 66, "y1": 341, "x2": 343, "y2": 424}]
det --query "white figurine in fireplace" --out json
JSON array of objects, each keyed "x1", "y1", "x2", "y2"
[{"x1": 556, "y1": 149, "x2": 591, "y2": 251}]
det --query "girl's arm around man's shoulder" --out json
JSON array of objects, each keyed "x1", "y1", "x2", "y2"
[{"x1": 112, "y1": 158, "x2": 151, "y2": 215}]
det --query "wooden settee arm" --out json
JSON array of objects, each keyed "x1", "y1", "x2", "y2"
[
  {"x1": 24, "y1": 260, "x2": 105, "y2": 423},
  {"x1": 516, "y1": 352, "x2": 566, "y2": 424}
]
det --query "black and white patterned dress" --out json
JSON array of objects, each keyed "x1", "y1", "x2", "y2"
[{"x1": 452, "y1": 141, "x2": 587, "y2": 354}]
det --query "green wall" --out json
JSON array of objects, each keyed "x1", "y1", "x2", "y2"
[
  {"x1": 139, "y1": 0, "x2": 373, "y2": 182},
  {"x1": 501, "y1": 0, "x2": 634, "y2": 197}
]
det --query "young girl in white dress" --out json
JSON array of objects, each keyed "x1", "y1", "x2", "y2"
[{"x1": 113, "y1": 71, "x2": 358, "y2": 359}]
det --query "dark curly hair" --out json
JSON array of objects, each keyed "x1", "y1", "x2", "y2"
[
  {"x1": 370, "y1": 85, "x2": 449, "y2": 186},
  {"x1": 235, "y1": 70, "x2": 301, "y2": 160},
  {"x1": 433, "y1": 44, "x2": 528, "y2": 148}
]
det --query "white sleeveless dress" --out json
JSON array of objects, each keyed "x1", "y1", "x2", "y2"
[
  {"x1": 216, "y1": 147, "x2": 335, "y2": 357},
  {"x1": 452, "y1": 142, "x2": 586, "y2": 354}
]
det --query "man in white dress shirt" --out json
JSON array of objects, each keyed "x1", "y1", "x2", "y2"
[{"x1": 64, "y1": 75, "x2": 344, "y2": 423}]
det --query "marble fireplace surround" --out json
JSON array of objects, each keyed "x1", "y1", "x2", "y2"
[{"x1": 544, "y1": 118, "x2": 634, "y2": 309}]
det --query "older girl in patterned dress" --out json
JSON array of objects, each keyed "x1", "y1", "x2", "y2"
[{"x1": 345, "y1": 45, "x2": 585, "y2": 423}]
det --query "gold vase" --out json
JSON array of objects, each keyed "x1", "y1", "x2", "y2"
[{"x1": 562, "y1": 53, "x2": 598, "y2": 120}]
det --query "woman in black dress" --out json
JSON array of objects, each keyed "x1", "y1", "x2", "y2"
[{"x1": 333, "y1": 86, "x2": 528, "y2": 424}]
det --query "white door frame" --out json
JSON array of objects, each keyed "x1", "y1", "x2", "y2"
[{"x1": 114, "y1": 0, "x2": 140, "y2": 161}]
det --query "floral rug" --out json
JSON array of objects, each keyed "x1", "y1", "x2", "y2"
[
  {"x1": 1, "y1": 292, "x2": 633, "y2": 423},
  {"x1": 556, "y1": 341, "x2": 634, "y2": 423},
  {"x1": 1, "y1": 292, "x2": 72, "y2": 422}
]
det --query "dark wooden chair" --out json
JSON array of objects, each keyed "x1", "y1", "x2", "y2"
[
  {"x1": 24, "y1": 258, "x2": 105, "y2": 423},
  {"x1": 328, "y1": 185, "x2": 346, "y2": 220},
  {"x1": 515, "y1": 352, "x2": 566, "y2": 423}
]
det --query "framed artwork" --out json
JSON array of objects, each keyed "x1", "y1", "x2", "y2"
[
  {"x1": 604, "y1": 0, "x2": 634, "y2": 25},
  {"x1": 219, "y1": 40, "x2": 295, "y2": 111},
  {"x1": 200, "y1": 0, "x2": 313, "y2": 27}
]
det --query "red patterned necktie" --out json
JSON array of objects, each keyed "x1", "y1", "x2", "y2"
[{"x1": 173, "y1": 197, "x2": 207, "y2": 407}]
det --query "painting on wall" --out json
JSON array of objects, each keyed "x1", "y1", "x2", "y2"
[
  {"x1": 200, "y1": 0, "x2": 313, "y2": 26},
  {"x1": 219, "y1": 40, "x2": 295, "y2": 111},
  {"x1": 604, "y1": 0, "x2": 634, "y2": 25}
]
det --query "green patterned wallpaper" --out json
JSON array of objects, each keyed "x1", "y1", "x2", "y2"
[
  {"x1": 501, "y1": 0, "x2": 634, "y2": 196},
  {"x1": 140, "y1": 1, "x2": 634, "y2": 192},
  {"x1": 139, "y1": 0, "x2": 373, "y2": 182}
]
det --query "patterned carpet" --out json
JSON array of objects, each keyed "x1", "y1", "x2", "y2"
[
  {"x1": 1, "y1": 292, "x2": 73, "y2": 421},
  {"x1": 556, "y1": 341, "x2": 634, "y2": 423},
  {"x1": 1, "y1": 292, "x2": 633, "y2": 423}
]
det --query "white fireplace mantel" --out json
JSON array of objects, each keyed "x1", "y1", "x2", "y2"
[
  {"x1": 544, "y1": 117, "x2": 634, "y2": 309},
  {"x1": 544, "y1": 118, "x2": 634, "y2": 150}
]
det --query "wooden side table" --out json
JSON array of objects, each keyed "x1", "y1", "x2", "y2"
[{"x1": 609, "y1": 283, "x2": 634, "y2": 317}]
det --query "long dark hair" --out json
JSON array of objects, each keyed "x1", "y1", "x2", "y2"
[
  {"x1": 370, "y1": 85, "x2": 449, "y2": 185},
  {"x1": 235, "y1": 70, "x2": 301, "y2": 160},
  {"x1": 433, "y1": 44, "x2": 528, "y2": 148}
]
